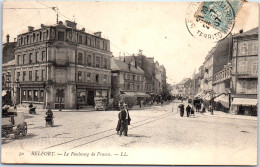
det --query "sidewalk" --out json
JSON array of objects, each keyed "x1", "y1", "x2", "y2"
[{"x1": 201, "y1": 110, "x2": 257, "y2": 121}]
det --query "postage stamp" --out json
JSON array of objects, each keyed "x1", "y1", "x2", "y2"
[
  {"x1": 185, "y1": 2, "x2": 235, "y2": 42},
  {"x1": 194, "y1": 0, "x2": 244, "y2": 33}
]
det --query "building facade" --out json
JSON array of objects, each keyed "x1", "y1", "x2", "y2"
[
  {"x1": 230, "y1": 28, "x2": 258, "y2": 115},
  {"x1": 13, "y1": 21, "x2": 112, "y2": 109},
  {"x1": 111, "y1": 58, "x2": 148, "y2": 102}
]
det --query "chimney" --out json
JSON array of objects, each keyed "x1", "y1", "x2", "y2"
[
  {"x1": 14, "y1": 38, "x2": 16, "y2": 42},
  {"x1": 65, "y1": 20, "x2": 77, "y2": 29},
  {"x1": 94, "y1": 32, "x2": 102, "y2": 38},
  {"x1": 28, "y1": 26, "x2": 34, "y2": 32},
  {"x1": 41, "y1": 24, "x2": 46, "y2": 29},
  {"x1": 239, "y1": 29, "x2": 243, "y2": 33},
  {"x1": 6, "y1": 34, "x2": 10, "y2": 43}
]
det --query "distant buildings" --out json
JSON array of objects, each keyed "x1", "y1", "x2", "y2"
[{"x1": 174, "y1": 27, "x2": 258, "y2": 116}]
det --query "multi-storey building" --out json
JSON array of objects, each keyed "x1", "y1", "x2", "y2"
[
  {"x1": 203, "y1": 48, "x2": 214, "y2": 92},
  {"x1": 12, "y1": 20, "x2": 112, "y2": 109},
  {"x1": 124, "y1": 51, "x2": 156, "y2": 94},
  {"x1": 111, "y1": 58, "x2": 148, "y2": 99},
  {"x1": 2, "y1": 35, "x2": 17, "y2": 105},
  {"x1": 155, "y1": 61, "x2": 162, "y2": 94},
  {"x1": 230, "y1": 28, "x2": 258, "y2": 115}
]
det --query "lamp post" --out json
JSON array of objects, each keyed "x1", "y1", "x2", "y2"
[
  {"x1": 5, "y1": 73, "x2": 12, "y2": 105},
  {"x1": 15, "y1": 79, "x2": 21, "y2": 105}
]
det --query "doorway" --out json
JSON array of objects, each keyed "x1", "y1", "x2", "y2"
[{"x1": 87, "y1": 91, "x2": 94, "y2": 106}]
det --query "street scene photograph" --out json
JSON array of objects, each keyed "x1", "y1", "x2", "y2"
[{"x1": 1, "y1": 0, "x2": 259, "y2": 165}]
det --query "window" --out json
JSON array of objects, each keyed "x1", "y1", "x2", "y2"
[
  {"x1": 96, "y1": 40, "x2": 100, "y2": 49},
  {"x1": 124, "y1": 73, "x2": 126, "y2": 79},
  {"x1": 42, "y1": 70, "x2": 46, "y2": 81},
  {"x1": 58, "y1": 31, "x2": 65, "y2": 41},
  {"x1": 79, "y1": 36, "x2": 82, "y2": 44},
  {"x1": 22, "y1": 90, "x2": 26, "y2": 101},
  {"x1": 127, "y1": 83, "x2": 130, "y2": 90},
  {"x1": 37, "y1": 34, "x2": 39, "y2": 42},
  {"x1": 133, "y1": 75, "x2": 135, "y2": 80},
  {"x1": 17, "y1": 55, "x2": 21, "y2": 65},
  {"x1": 239, "y1": 61, "x2": 247, "y2": 74},
  {"x1": 87, "y1": 55, "x2": 92, "y2": 66},
  {"x1": 23, "y1": 71, "x2": 26, "y2": 81},
  {"x1": 78, "y1": 53, "x2": 83, "y2": 64},
  {"x1": 42, "y1": 51, "x2": 46, "y2": 61},
  {"x1": 137, "y1": 76, "x2": 140, "y2": 81},
  {"x1": 23, "y1": 54, "x2": 26, "y2": 64},
  {"x1": 28, "y1": 90, "x2": 32, "y2": 101},
  {"x1": 103, "y1": 75, "x2": 107, "y2": 83},
  {"x1": 34, "y1": 90, "x2": 38, "y2": 102},
  {"x1": 96, "y1": 74, "x2": 99, "y2": 83},
  {"x1": 40, "y1": 90, "x2": 44, "y2": 102},
  {"x1": 87, "y1": 38, "x2": 91, "y2": 46},
  {"x1": 36, "y1": 52, "x2": 39, "y2": 63},
  {"x1": 35, "y1": 70, "x2": 39, "y2": 81},
  {"x1": 78, "y1": 71, "x2": 82, "y2": 82},
  {"x1": 29, "y1": 71, "x2": 32, "y2": 81},
  {"x1": 96, "y1": 57, "x2": 100, "y2": 67},
  {"x1": 252, "y1": 42, "x2": 258, "y2": 55},
  {"x1": 40, "y1": 32, "x2": 42, "y2": 41},
  {"x1": 17, "y1": 72, "x2": 20, "y2": 81},
  {"x1": 104, "y1": 41, "x2": 107, "y2": 50},
  {"x1": 252, "y1": 62, "x2": 258, "y2": 75},
  {"x1": 240, "y1": 42, "x2": 248, "y2": 55},
  {"x1": 87, "y1": 73, "x2": 91, "y2": 81},
  {"x1": 29, "y1": 53, "x2": 33, "y2": 63},
  {"x1": 241, "y1": 81, "x2": 247, "y2": 92},
  {"x1": 137, "y1": 84, "x2": 140, "y2": 91},
  {"x1": 104, "y1": 58, "x2": 107, "y2": 68}
]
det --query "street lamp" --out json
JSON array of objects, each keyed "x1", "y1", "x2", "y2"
[{"x1": 15, "y1": 79, "x2": 21, "y2": 105}]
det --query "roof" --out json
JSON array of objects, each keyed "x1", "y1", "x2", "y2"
[
  {"x1": 2, "y1": 59, "x2": 15, "y2": 67},
  {"x1": 233, "y1": 27, "x2": 258, "y2": 38},
  {"x1": 111, "y1": 58, "x2": 144, "y2": 74},
  {"x1": 178, "y1": 78, "x2": 191, "y2": 85}
]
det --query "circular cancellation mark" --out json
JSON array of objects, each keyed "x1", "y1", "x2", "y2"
[{"x1": 185, "y1": 1, "x2": 235, "y2": 43}]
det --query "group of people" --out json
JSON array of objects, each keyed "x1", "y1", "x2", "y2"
[
  {"x1": 116, "y1": 103, "x2": 131, "y2": 136},
  {"x1": 178, "y1": 104, "x2": 195, "y2": 117}
]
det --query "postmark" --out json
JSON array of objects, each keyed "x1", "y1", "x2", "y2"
[
  {"x1": 194, "y1": 0, "x2": 244, "y2": 33},
  {"x1": 185, "y1": 2, "x2": 235, "y2": 43}
]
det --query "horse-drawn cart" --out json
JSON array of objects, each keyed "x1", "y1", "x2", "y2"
[{"x1": 2, "y1": 106, "x2": 27, "y2": 139}]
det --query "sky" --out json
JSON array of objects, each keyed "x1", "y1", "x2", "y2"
[{"x1": 2, "y1": 1, "x2": 259, "y2": 85}]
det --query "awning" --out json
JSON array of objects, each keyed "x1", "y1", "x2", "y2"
[
  {"x1": 215, "y1": 94, "x2": 229, "y2": 108},
  {"x1": 122, "y1": 92, "x2": 137, "y2": 97},
  {"x1": 232, "y1": 98, "x2": 258, "y2": 106},
  {"x1": 195, "y1": 92, "x2": 204, "y2": 98},
  {"x1": 135, "y1": 92, "x2": 150, "y2": 98},
  {"x1": 2, "y1": 90, "x2": 7, "y2": 97},
  {"x1": 202, "y1": 93, "x2": 211, "y2": 100}
]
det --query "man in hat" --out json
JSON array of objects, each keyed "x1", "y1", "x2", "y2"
[{"x1": 119, "y1": 103, "x2": 131, "y2": 136}]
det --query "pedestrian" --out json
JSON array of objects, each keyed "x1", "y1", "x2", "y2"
[
  {"x1": 180, "y1": 105, "x2": 184, "y2": 117},
  {"x1": 119, "y1": 103, "x2": 131, "y2": 136},
  {"x1": 201, "y1": 103, "x2": 205, "y2": 113},
  {"x1": 190, "y1": 106, "x2": 195, "y2": 117},
  {"x1": 186, "y1": 105, "x2": 191, "y2": 117},
  {"x1": 116, "y1": 109, "x2": 122, "y2": 135},
  {"x1": 209, "y1": 104, "x2": 213, "y2": 115}
]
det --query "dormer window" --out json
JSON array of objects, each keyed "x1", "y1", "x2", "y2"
[{"x1": 58, "y1": 31, "x2": 65, "y2": 41}]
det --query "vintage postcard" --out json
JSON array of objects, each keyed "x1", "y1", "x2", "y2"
[{"x1": 1, "y1": 0, "x2": 258, "y2": 165}]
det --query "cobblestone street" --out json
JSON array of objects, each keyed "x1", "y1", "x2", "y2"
[{"x1": 1, "y1": 101, "x2": 257, "y2": 165}]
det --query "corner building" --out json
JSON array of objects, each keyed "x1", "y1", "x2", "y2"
[{"x1": 14, "y1": 21, "x2": 112, "y2": 109}]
